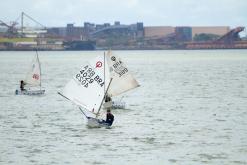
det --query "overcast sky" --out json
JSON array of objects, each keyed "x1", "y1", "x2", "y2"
[{"x1": 1, "y1": 0, "x2": 246, "y2": 28}]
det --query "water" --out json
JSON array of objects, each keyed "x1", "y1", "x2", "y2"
[{"x1": 0, "y1": 50, "x2": 247, "y2": 165}]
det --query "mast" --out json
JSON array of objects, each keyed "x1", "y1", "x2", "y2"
[
  {"x1": 96, "y1": 78, "x2": 113, "y2": 117},
  {"x1": 95, "y1": 51, "x2": 112, "y2": 117},
  {"x1": 96, "y1": 51, "x2": 110, "y2": 117}
]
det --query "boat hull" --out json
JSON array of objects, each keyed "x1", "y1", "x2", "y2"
[
  {"x1": 87, "y1": 117, "x2": 110, "y2": 129},
  {"x1": 15, "y1": 89, "x2": 45, "y2": 95},
  {"x1": 103, "y1": 101, "x2": 126, "y2": 109},
  {"x1": 112, "y1": 101, "x2": 126, "y2": 109}
]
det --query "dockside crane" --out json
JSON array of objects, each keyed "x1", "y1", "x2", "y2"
[
  {"x1": 217, "y1": 27, "x2": 245, "y2": 43},
  {"x1": 20, "y1": 12, "x2": 46, "y2": 36},
  {"x1": 0, "y1": 20, "x2": 18, "y2": 38}
]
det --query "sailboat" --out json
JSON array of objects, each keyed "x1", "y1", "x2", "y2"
[
  {"x1": 58, "y1": 53, "x2": 114, "y2": 128},
  {"x1": 103, "y1": 50, "x2": 140, "y2": 109},
  {"x1": 15, "y1": 51, "x2": 45, "y2": 95},
  {"x1": 59, "y1": 50, "x2": 139, "y2": 128}
]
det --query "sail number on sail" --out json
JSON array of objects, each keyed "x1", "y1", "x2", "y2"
[
  {"x1": 75, "y1": 65, "x2": 104, "y2": 88},
  {"x1": 112, "y1": 60, "x2": 128, "y2": 77},
  {"x1": 32, "y1": 74, "x2": 40, "y2": 80}
]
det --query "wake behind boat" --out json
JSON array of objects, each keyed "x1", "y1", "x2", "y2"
[{"x1": 15, "y1": 51, "x2": 45, "y2": 95}]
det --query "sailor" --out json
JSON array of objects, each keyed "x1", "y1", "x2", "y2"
[
  {"x1": 98, "y1": 109, "x2": 114, "y2": 126},
  {"x1": 20, "y1": 80, "x2": 26, "y2": 91},
  {"x1": 105, "y1": 109, "x2": 114, "y2": 126},
  {"x1": 105, "y1": 94, "x2": 112, "y2": 102}
]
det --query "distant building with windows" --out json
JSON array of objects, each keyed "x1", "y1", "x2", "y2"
[
  {"x1": 114, "y1": 21, "x2": 120, "y2": 26},
  {"x1": 66, "y1": 24, "x2": 84, "y2": 40},
  {"x1": 175, "y1": 26, "x2": 192, "y2": 41},
  {"x1": 47, "y1": 27, "x2": 66, "y2": 38}
]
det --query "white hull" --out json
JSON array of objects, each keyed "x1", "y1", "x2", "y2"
[
  {"x1": 112, "y1": 101, "x2": 126, "y2": 109},
  {"x1": 87, "y1": 117, "x2": 110, "y2": 128},
  {"x1": 103, "y1": 101, "x2": 126, "y2": 109},
  {"x1": 15, "y1": 89, "x2": 45, "y2": 95}
]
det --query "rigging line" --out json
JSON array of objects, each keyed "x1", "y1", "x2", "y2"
[
  {"x1": 57, "y1": 92, "x2": 70, "y2": 101},
  {"x1": 79, "y1": 107, "x2": 89, "y2": 118},
  {"x1": 22, "y1": 12, "x2": 46, "y2": 29}
]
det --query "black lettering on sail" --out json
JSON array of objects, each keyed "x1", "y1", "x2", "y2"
[{"x1": 112, "y1": 61, "x2": 128, "y2": 77}]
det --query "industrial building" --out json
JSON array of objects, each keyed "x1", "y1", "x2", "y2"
[
  {"x1": 192, "y1": 26, "x2": 230, "y2": 39},
  {"x1": 144, "y1": 26, "x2": 230, "y2": 41},
  {"x1": 144, "y1": 26, "x2": 174, "y2": 38},
  {"x1": 0, "y1": 12, "x2": 246, "y2": 50},
  {"x1": 88, "y1": 22, "x2": 143, "y2": 38},
  {"x1": 175, "y1": 27, "x2": 192, "y2": 41}
]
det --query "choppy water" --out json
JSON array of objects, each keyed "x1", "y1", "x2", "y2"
[{"x1": 0, "y1": 50, "x2": 247, "y2": 165}]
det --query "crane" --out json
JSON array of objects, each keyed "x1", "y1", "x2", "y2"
[{"x1": 0, "y1": 20, "x2": 18, "y2": 38}]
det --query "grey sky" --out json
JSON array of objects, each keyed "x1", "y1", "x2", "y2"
[{"x1": 1, "y1": 0, "x2": 247, "y2": 28}]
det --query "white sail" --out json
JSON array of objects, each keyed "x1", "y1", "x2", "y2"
[
  {"x1": 60, "y1": 55, "x2": 107, "y2": 115},
  {"x1": 106, "y1": 50, "x2": 139, "y2": 96},
  {"x1": 25, "y1": 52, "x2": 41, "y2": 87}
]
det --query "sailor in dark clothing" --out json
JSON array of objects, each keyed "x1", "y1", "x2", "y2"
[
  {"x1": 98, "y1": 109, "x2": 114, "y2": 126},
  {"x1": 105, "y1": 109, "x2": 114, "y2": 126},
  {"x1": 20, "y1": 80, "x2": 26, "y2": 91}
]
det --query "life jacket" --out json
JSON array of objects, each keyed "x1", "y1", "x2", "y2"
[{"x1": 106, "y1": 113, "x2": 114, "y2": 125}]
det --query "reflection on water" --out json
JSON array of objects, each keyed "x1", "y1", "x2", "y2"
[{"x1": 0, "y1": 50, "x2": 247, "y2": 165}]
